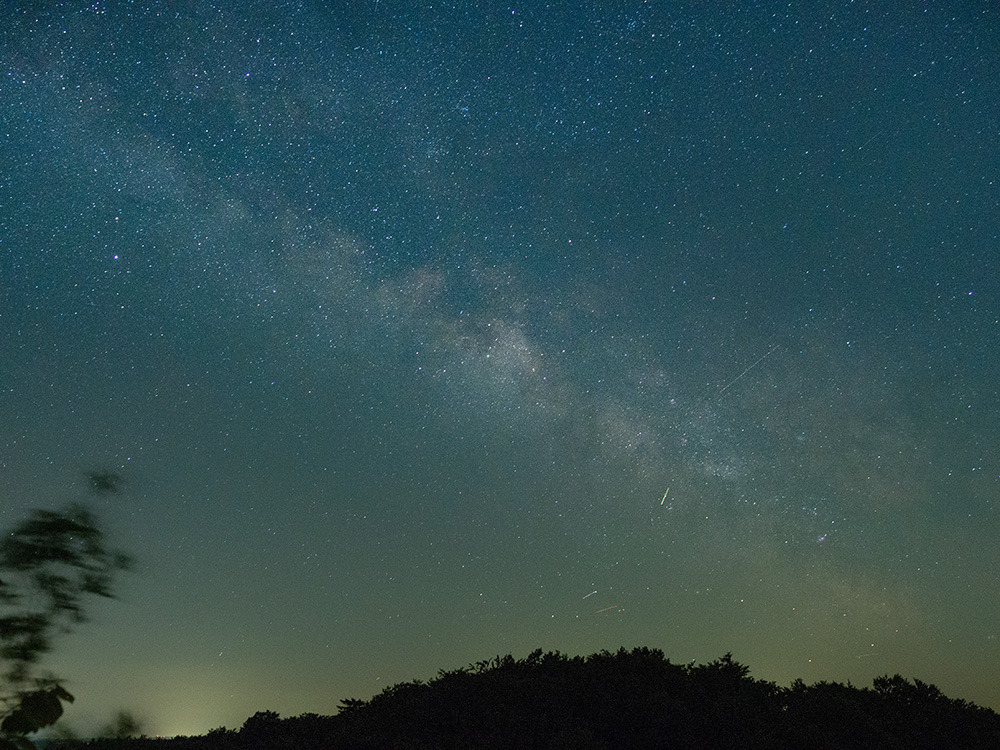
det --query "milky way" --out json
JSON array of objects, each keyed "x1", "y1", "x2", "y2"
[{"x1": 2, "y1": 2, "x2": 998, "y2": 736}]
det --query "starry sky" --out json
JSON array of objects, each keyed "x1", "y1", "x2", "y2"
[{"x1": 2, "y1": 0, "x2": 998, "y2": 738}]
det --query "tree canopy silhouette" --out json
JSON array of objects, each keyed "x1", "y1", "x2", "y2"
[{"x1": 61, "y1": 646, "x2": 1000, "y2": 750}]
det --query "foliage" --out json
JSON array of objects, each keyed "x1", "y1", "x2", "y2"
[
  {"x1": 45, "y1": 647, "x2": 1000, "y2": 750},
  {"x1": 100, "y1": 710, "x2": 145, "y2": 740},
  {"x1": 0, "y1": 472, "x2": 132, "y2": 746}
]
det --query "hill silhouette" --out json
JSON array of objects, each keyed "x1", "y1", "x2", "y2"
[{"x1": 71, "y1": 647, "x2": 1000, "y2": 749}]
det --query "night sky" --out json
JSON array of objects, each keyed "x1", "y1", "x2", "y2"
[{"x1": 2, "y1": 1, "x2": 999, "y2": 738}]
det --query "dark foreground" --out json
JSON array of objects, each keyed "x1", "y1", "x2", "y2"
[{"x1": 65, "y1": 648, "x2": 1000, "y2": 749}]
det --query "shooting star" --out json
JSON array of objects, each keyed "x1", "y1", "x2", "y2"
[
  {"x1": 719, "y1": 344, "x2": 780, "y2": 395},
  {"x1": 582, "y1": 590, "x2": 598, "y2": 600},
  {"x1": 661, "y1": 487, "x2": 670, "y2": 505}
]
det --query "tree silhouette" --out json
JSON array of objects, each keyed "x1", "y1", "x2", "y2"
[
  {"x1": 32, "y1": 647, "x2": 1000, "y2": 749},
  {"x1": 0, "y1": 471, "x2": 132, "y2": 749},
  {"x1": 100, "y1": 710, "x2": 145, "y2": 740},
  {"x1": 316, "y1": 648, "x2": 1000, "y2": 749}
]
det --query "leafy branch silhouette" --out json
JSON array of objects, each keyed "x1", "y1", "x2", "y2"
[{"x1": 0, "y1": 471, "x2": 132, "y2": 749}]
